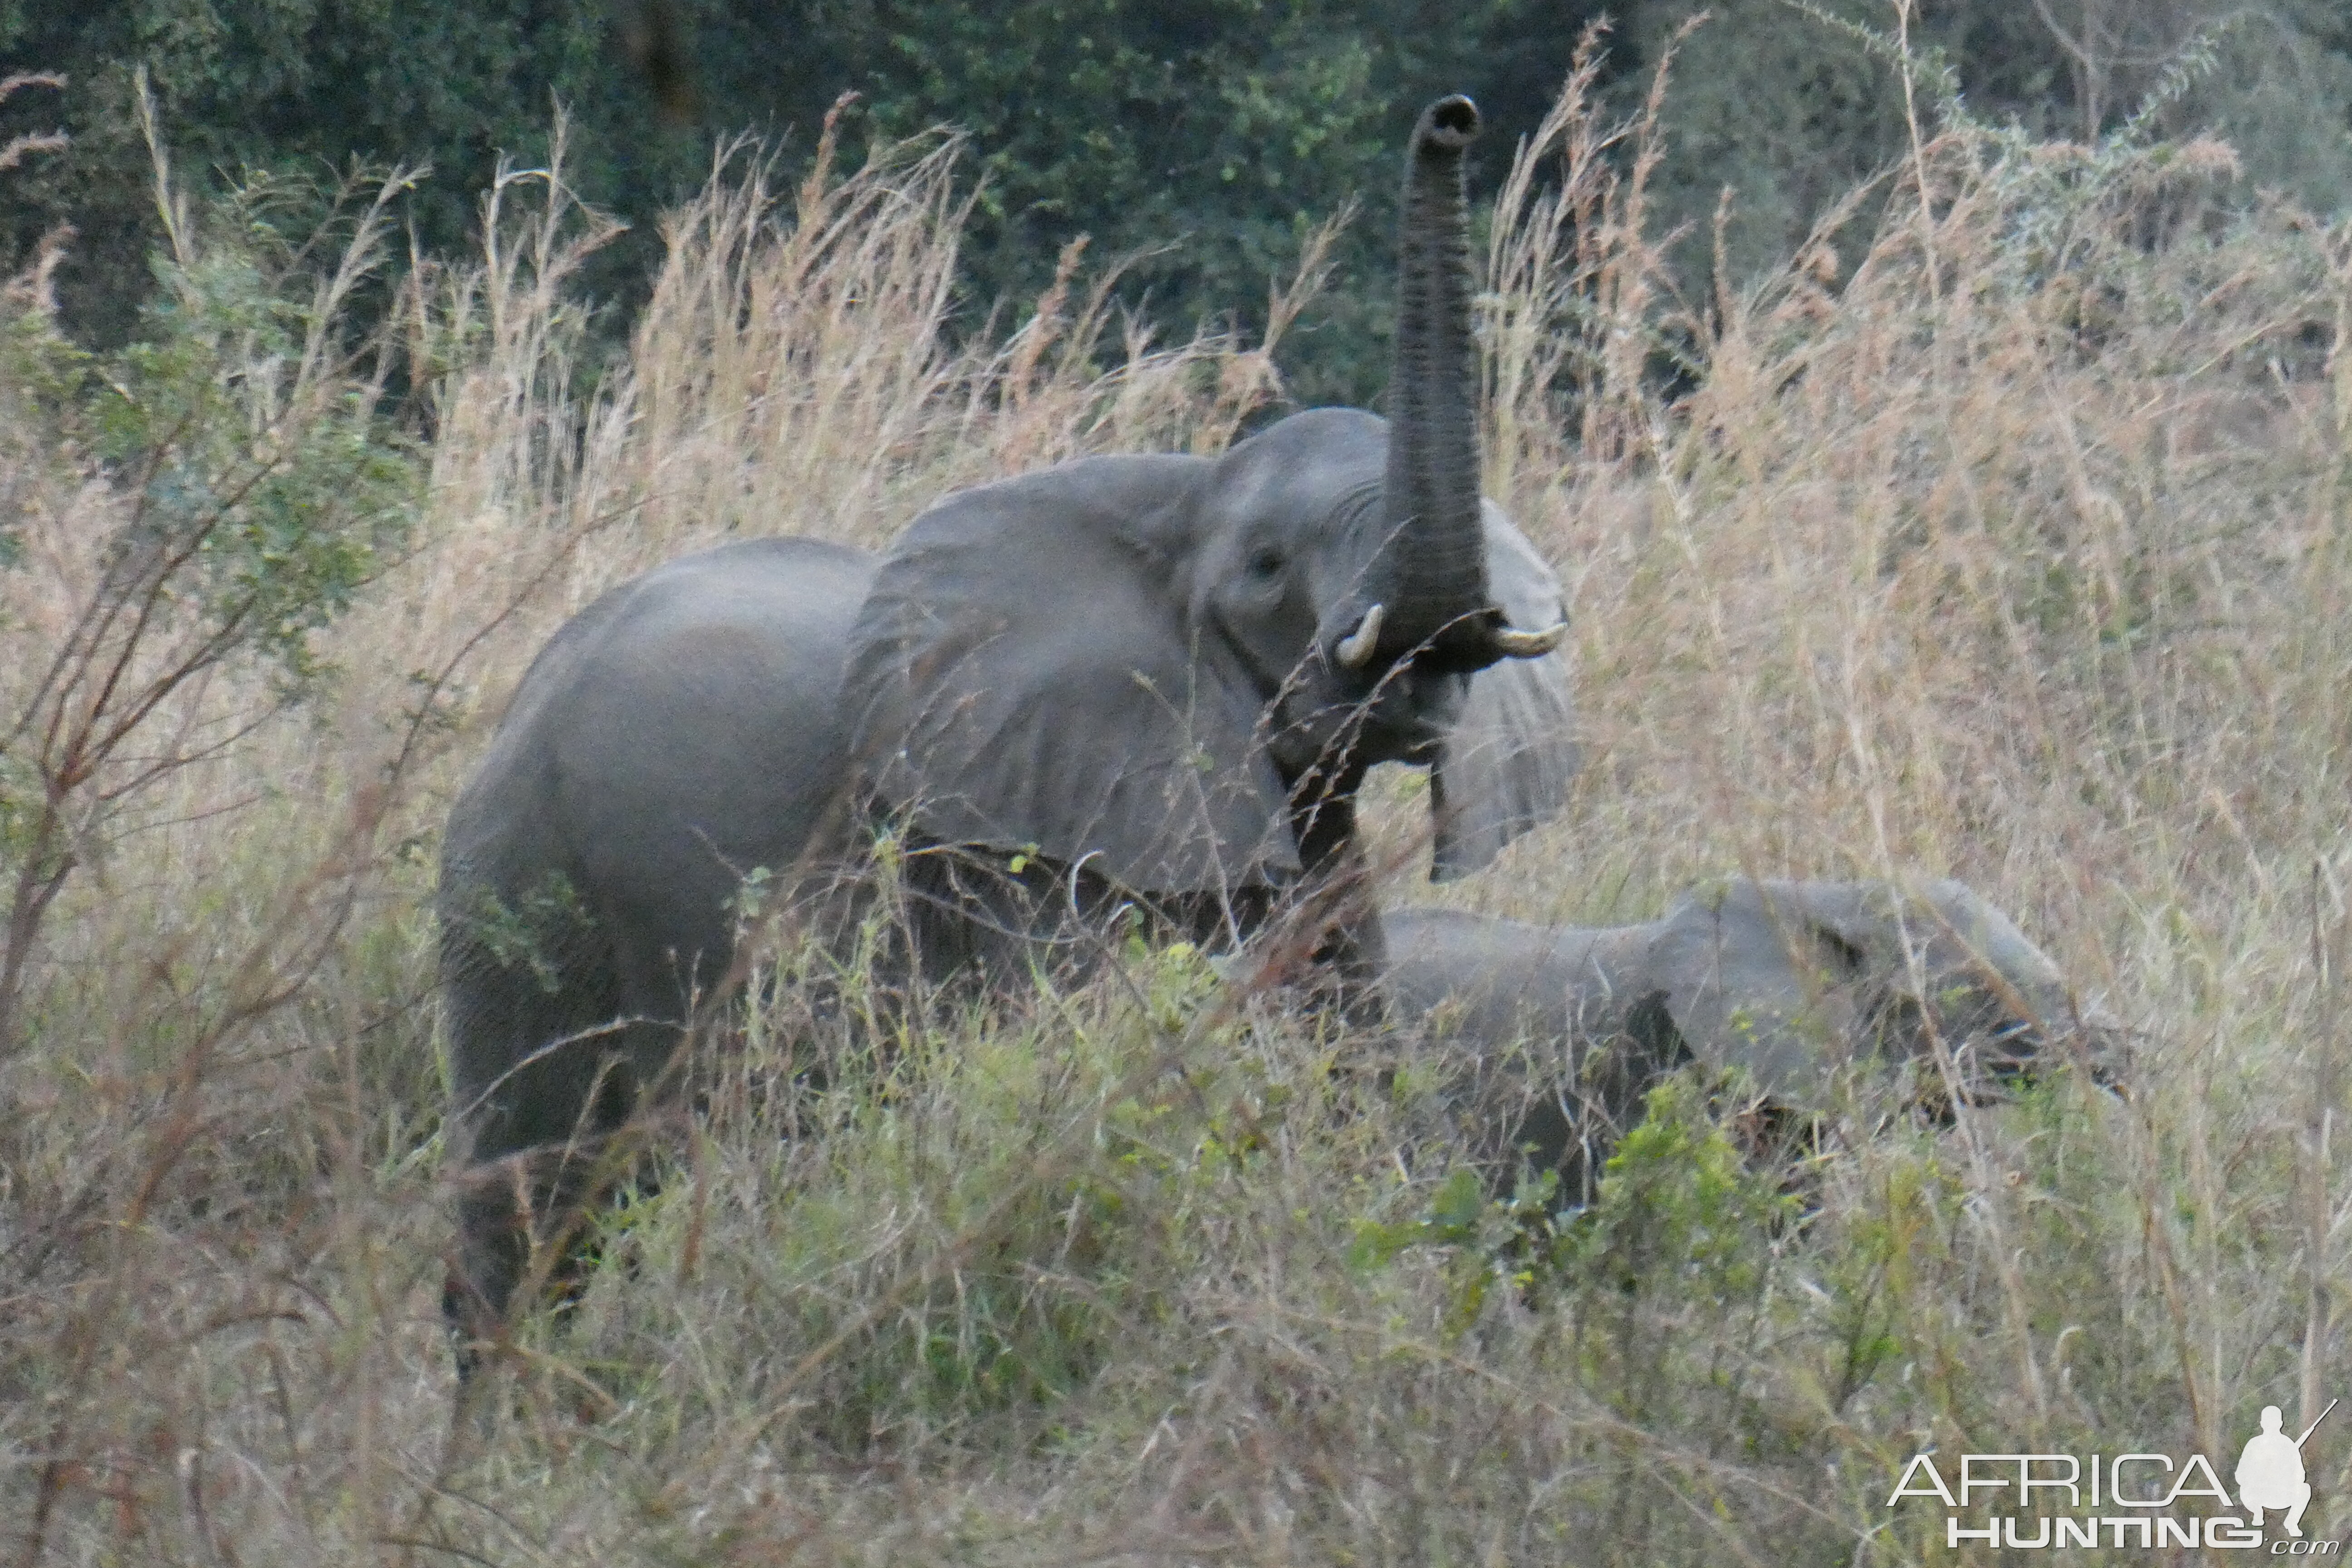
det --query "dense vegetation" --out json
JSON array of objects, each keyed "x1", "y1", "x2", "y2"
[
  {"x1": 5, "y1": 0, "x2": 2352, "y2": 400},
  {"x1": 2, "y1": 8, "x2": 2350, "y2": 1564}
]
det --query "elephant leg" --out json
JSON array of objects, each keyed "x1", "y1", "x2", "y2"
[
  {"x1": 1308, "y1": 901, "x2": 1388, "y2": 1029},
  {"x1": 446, "y1": 1129, "x2": 628, "y2": 1375},
  {"x1": 512, "y1": 913, "x2": 726, "y2": 1309},
  {"x1": 441, "y1": 906, "x2": 659, "y2": 1369},
  {"x1": 445, "y1": 1035, "x2": 641, "y2": 1372},
  {"x1": 1478, "y1": 986, "x2": 1690, "y2": 1209},
  {"x1": 446, "y1": 1171, "x2": 525, "y2": 1378},
  {"x1": 1287, "y1": 792, "x2": 1389, "y2": 1025},
  {"x1": 896, "y1": 841, "x2": 1119, "y2": 996}
]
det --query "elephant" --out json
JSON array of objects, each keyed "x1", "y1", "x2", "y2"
[
  {"x1": 1381, "y1": 878, "x2": 2108, "y2": 1205},
  {"x1": 436, "y1": 95, "x2": 1583, "y2": 1347}
]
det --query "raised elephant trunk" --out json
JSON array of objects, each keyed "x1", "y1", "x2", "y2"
[
  {"x1": 1339, "y1": 95, "x2": 1568, "y2": 676},
  {"x1": 1379, "y1": 95, "x2": 1490, "y2": 663}
]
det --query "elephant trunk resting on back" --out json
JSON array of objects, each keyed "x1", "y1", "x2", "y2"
[
  {"x1": 436, "y1": 95, "x2": 1584, "y2": 1345},
  {"x1": 1383, "y1": 878, "x2": 2112, "y2": 1205}
]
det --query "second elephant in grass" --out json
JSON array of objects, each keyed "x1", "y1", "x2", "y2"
[{"x1": 1383, "y1": 878, "x2": 2105, "y2": 1200}]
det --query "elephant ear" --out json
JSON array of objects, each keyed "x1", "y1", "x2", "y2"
[
  {"x1": 1639, "y1": 878, "x2": 1872, "y2": 1100},
  {"x1": 1429, "y1": 505, "x2": 1580, "y2": 881},
  {"x1": 845, "y1": 455, "x2": 1300, "y2": 894}
]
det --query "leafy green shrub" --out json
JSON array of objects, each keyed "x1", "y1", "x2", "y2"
[{"x1": 0, "y1": 143, "x2": 421, "y2": 1059}]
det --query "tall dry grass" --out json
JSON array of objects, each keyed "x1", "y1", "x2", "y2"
[{"x1": 2, "y1": 24, "x2": 2348, "y2": 1564}]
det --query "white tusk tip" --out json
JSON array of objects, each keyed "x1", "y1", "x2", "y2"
[
  {"x1": 1335, "y1": 603, "x2": 1386, "y2": 670},
  {"x1": 1490, "y1": 617, "x2": 1567, "y2": 659}
]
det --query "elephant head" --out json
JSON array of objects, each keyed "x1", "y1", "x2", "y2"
[
  {"x1": 843, "y1": 96, "x2": 1577, "y2": 917},
  {"x1": 1386, "y1": 878, "x2": 2119, "y2": 1203}
]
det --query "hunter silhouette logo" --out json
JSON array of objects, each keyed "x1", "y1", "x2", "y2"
[
  {"x1": 2238, "y1": 1401, "x2": 2335, "y2": 1539},
  {"x1": 1887, "y1": 1396, "x2": 2340, "y2": 1551}
]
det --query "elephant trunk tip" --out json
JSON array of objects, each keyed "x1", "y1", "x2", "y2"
[{"x1": 1417, "y1": 94, "x2": 1479, "y2": 150}]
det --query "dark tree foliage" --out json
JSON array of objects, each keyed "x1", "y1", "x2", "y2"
[
  {"x1": 0, "y1": 0, "x2": 751, "y2": 347},
  {"x1": 0, "y1": 0, "x2": 1606, "y2": 400},
  {"x1": 846, "y1": 1, "x2": 1621, "y2": 402},
  {"x1": 1611, "y1": 0, "x2": 2352, "y2": 298},
  {"x1": 2, "y1": 0, "x2": 2346, "y2": 402}
]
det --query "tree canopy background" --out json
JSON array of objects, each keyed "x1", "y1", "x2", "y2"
[{"x1": 4, "y1": 0, "x2": 2350, "y2": 403}]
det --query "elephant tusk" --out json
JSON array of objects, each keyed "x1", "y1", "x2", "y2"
[
  {"x1": 1490, "y1": 617, "x2": 1568, "y2": 659},
  {"x1": 1335, "y1": 603, "x2": 1385, "y2": 669}
]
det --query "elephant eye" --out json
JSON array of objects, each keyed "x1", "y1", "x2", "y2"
[{"x1": 1246, "y1": 546, "x2": 1285, "y2": 581}]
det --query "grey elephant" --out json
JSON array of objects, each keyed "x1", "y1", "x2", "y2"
[
  {"x1": 1382, "y1": 878, "x2": 2105, "y2": 1204},
  {"x1": 437, "y1": 97, "x2": 1582, "y2": 1343}
]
